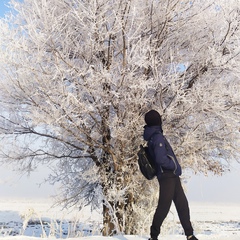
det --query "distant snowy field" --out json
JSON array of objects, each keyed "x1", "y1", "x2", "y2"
[{"x1": 0, "y1": 198, "x2": 239, "y2": 240}]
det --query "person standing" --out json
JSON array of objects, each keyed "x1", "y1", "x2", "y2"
[{"x1": 143, "y1": 110, "x2": 198, "y2": 240}]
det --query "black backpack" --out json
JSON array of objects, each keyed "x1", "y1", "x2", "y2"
[{"x1": 137, "y1": 144, "x2": 156, "y2": 180}]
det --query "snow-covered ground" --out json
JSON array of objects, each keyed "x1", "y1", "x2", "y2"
[{"x1": 0, "y1": 198, "x2": 239, "y2": 240}]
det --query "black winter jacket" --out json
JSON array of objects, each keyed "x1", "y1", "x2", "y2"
[{"x1": 143, "y1": 125, "x2": 182, "y2": 178}]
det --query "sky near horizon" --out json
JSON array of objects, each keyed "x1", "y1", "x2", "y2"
[
  {"x1": 0, "y1": 1, "x2": 240, "y2": 204},
  {"x1": 1, "y1": 158, "x2": 240, "y2": 203}
]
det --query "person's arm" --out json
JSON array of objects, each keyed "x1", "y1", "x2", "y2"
[{"x1": 153, "y1": 134, "x2": 177, "y2": 171}]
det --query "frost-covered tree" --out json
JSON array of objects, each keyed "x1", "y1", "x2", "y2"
[{"x1": 0, "y1": 0, "x2": 239, "y2": 235}]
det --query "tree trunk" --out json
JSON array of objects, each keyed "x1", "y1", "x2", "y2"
[
  {"x1": 102, "y1": 199, "x2": 135, "y2": 236},
  {"x1": 102, "y1": 177, "x2": 136, "y2": 236},
  {"x1": 102, "y1": 203, "x2": 116, "y2": 236}
]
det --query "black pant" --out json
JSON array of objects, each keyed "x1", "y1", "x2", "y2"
[{"x1": 150, "y1": 173, "x2": 193, "y2": 238}]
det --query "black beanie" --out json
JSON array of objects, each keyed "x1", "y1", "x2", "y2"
[{"x1": 145, "y1": 110, "x2": 162, "y2": 126}]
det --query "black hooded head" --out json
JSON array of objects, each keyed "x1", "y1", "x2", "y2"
[{"x1": 144, "y1": 110, "x2": 162, "y2": 126}]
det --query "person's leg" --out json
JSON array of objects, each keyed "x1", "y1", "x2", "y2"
[
  {"x1": 173, "y1": 176, "x2": 194, "y2": 237},
  {"x1": 150, "y1": 174, "x2": 175, "y2": 239}
]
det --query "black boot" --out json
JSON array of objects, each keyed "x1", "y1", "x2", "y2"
[{"x1": 187, "y1": 236, "x2": 198, "y2": 240}]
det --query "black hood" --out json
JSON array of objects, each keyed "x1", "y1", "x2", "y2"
[{"x1": 143, "y1": 125, "x2": 163, "y2": 141}]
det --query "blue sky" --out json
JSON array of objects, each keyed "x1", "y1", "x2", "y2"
[
  {"x1": 0, "y1": 0, "x2": 239, "y2": 203},
  {"x1": 0, "y1": 0, "x2": 11, "y2": 17}
]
